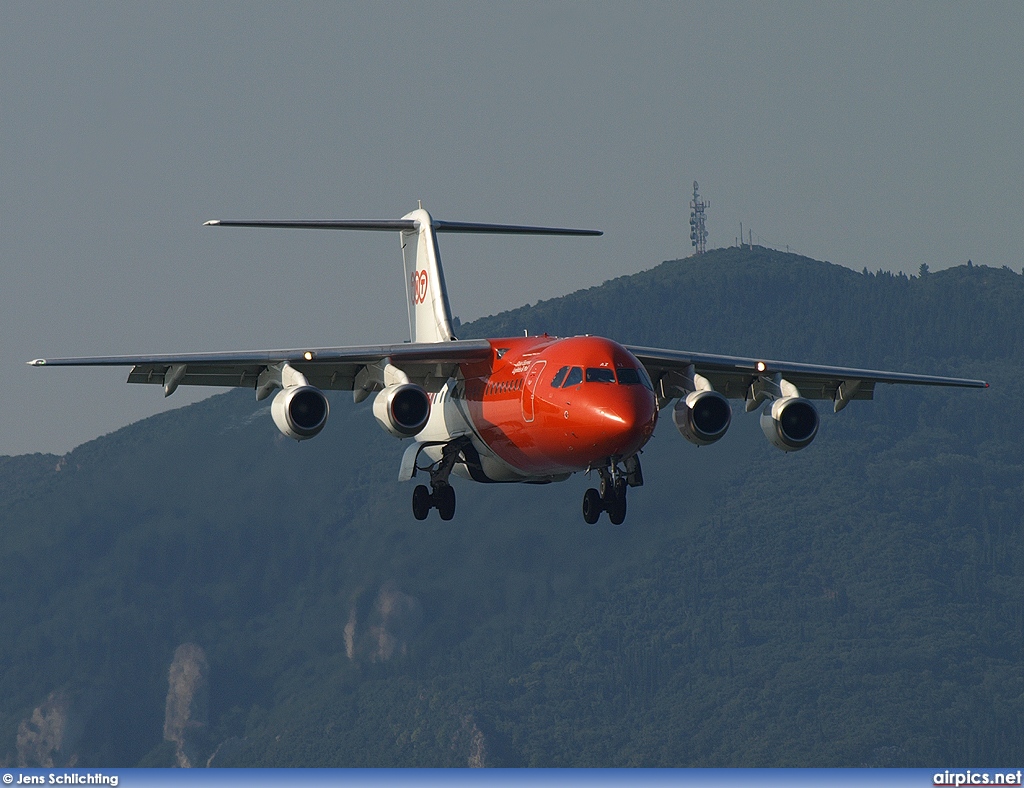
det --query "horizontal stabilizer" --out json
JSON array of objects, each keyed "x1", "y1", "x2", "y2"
[
  {"x1": 204, "y1": 218, "x2": 601, "y2": 236},
  {"x1": 203, "y1": 219, "x2": 417, "y2": 231},
  {"x1": 432, "y1": 220, "x2": 601, "y2": 236}
]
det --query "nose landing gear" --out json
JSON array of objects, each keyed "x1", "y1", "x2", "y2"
[
  {"x1": 582, "y1": 455, "x2": 643, "y2": 525},
  {"x1": 582, "y1": 476, "x2": 627, "y2": 525}
]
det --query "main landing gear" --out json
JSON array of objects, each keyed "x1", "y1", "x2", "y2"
[
  {"x1": 412, "y1": 481, "x2": 456, "y2": 521},
  {"x1": 582, "y1": 455, "x2": 643, "y2": 525},
  {"x1": 411, "y1": 439, "x2": 466, "y2": 521}
]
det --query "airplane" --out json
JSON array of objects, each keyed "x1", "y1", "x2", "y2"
[{"x1": 30, "y1": 206, "x2": 988, "y2": 524}]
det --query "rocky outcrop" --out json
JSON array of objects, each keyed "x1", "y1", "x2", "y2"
[
  {"x1": 16, "y1": 689, "x2": 83, "y2": 767},
  {"x1": 344, "y1": 582, "x2": 424, "y2": 664},
  {"x1": 460, "y1": 714, "x2": 488, "y2": 768},
  {"x1": 163, "y1": 642, "x2": 209, "y2": 768}
]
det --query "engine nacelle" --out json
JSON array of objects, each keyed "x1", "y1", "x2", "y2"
[
  {"x1": 673, "y1": 390, "x2": 732, "y2": 446},
  {"x1": 760, "y1": 396, "x2": 819, "y2": 452},
  {"x1": 372, "y1": 383, "x2": 431, "y2": 438},
  {"x1": 271, "y1": 385, "x2": 330, "y2": 441}
]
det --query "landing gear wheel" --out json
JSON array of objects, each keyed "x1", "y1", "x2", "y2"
[
  {"x1": 582, "y1": 488, "x2": 603, "y2": 524},
  {"x1": 607, "y1": 493, "x2": 627, "y2": 525},
  {"x1": 412, "y1": 484, "x2": 431, "y2": 520},
  {"x1": 606, "y1": 479, "x2": 627, "y2": 525},
  {"x1": 436, "y1": 484, "x2": 456, "y2": 521}
]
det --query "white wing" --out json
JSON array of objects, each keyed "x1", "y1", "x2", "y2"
[
  {"x1": 627, "y1": 344, "x2": 987, "y2": 412},
  {"x1": 29, "y1": 339, "x2": 493, "y2": 394}
]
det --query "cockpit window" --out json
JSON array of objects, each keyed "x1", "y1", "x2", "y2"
[
  {"x1": 617, "y1": 366, "x2": 655, "y2": 391},
  {"x1": 550, "y1": 366, "x2": 569, "y2": 388},
  {"x1": 617, "y1": 368, "x2": 641, "y2": 385},
  {"x1": 562, "y1": 366, "x2": 583, "y2": 387},
  {"x1": 586, "y1": 368, "x2": 616, "y2": 384}
]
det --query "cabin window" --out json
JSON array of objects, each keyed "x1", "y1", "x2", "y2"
[
  {"x1": 562, "y1": 367, "x2": 583, "y2": 387},
  {"x1": 586, "y1": 368, "x2": 616, "y2": 384},
  {"x1": 550, "y1": 366, "x2": 569, "y2": 387}
]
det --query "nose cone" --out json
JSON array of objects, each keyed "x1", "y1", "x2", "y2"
[{"x1": 575, "y1": 384, "x2": 658, "y2": 459}]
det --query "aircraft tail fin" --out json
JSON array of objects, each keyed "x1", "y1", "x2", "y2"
[
  {"x1": 400, "y1": 208, "x2": 456, "y2": 343},
  {"x1": 400, "y1": 209, "x2": 602, "y2": 343},
  {"x1": 204, "y1": 207, "x2": 601, "y2": 344}
]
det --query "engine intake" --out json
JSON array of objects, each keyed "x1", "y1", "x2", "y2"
[
  {"x1": 272, "y1": 385, "x2": 329, "y2": 440},
  {"x1": 673, "y1": 390, "x2": 731, "y2": 446},
  {"x1": 760, "y1": 397, "x2": 819, "y2": 452},
  {"x1": 373, "y1": 383, "x2": 431, "y2": 438}
]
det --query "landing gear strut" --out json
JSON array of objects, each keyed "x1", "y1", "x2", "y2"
[
  {"x1": 582, "y1": 455, "x2": 643, "y2": 525},
  {"x1": 411, "y1": 438, "x2": 466, "y2": 521}
]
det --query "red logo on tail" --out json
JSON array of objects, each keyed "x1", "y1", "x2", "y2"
[{"x1": 411, "y1": 269, "x2": 429, "y2": 305}]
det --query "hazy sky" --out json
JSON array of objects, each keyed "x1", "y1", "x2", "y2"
[{"x1": 3, "y1": 2, "x2": 1022, "y2": 456}]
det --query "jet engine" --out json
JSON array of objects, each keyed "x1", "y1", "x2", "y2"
[
  {"x1": 372, "y1": 383, "x2": 431, "y2": 438},
  {"x1": 272, "y1": 385, "x2": 330, "y2": 441},
  {"x1": 760, "y1": 397, "x2": 819, "y2": 452},
  {"x1": 673, "y1": 390, "x2": 732, "y2": 446}
]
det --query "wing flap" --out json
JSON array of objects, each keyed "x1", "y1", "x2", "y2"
[
  {"x1": 126, "y1": 364, "x2": 266, "y2": 389},
  {"x1": 693, "y1": 370, "x2": 877, "y2": 402}
]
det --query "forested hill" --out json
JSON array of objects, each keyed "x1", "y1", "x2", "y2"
[{"x1": 1, "y1": 248, "x2": 1022, "y2": 768}]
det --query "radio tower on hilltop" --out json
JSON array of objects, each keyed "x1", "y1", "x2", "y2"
[{"x1": 689, "y1": 181, "x2": 709, "y2": 255}]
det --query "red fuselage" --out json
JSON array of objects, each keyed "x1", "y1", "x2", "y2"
[{"x1": 458, "y1": 335, "x2": 659, "y2": 477}]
